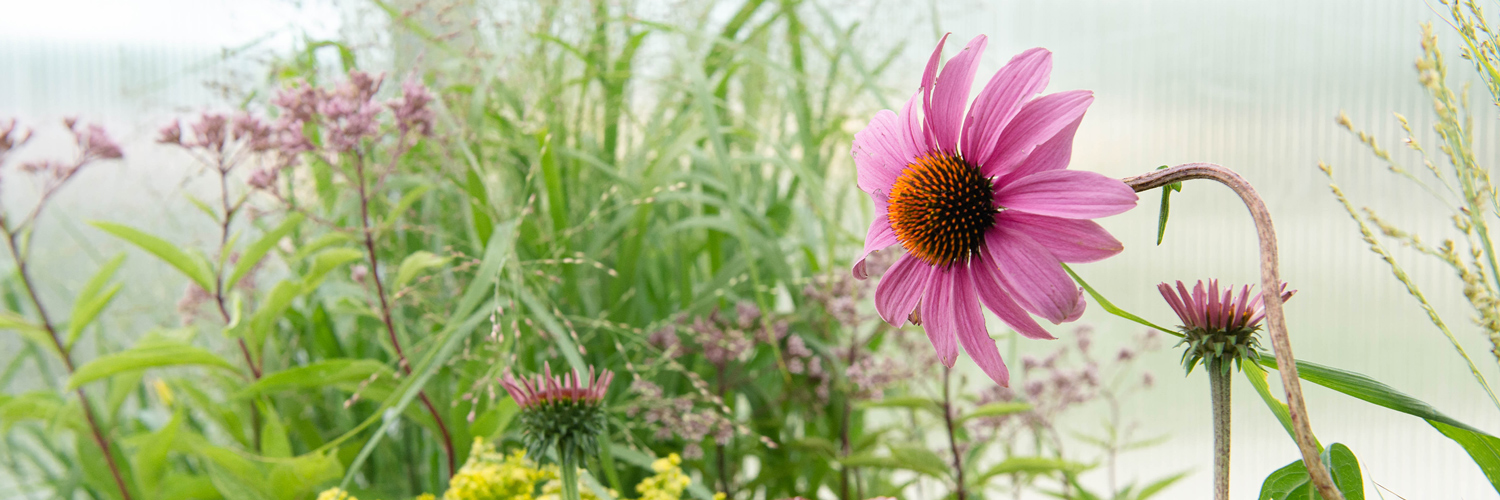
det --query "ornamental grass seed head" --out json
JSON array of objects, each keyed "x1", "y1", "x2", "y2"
[
  {"x1": 500, "y1": 363, "x2": 613, "y2": 466},
  {"x1": 1158, "y1": 280, "x2": 1294, "y2": 375},
  {"x1": 852, "y1": 34, "x2": 1137, "y2": 387}
]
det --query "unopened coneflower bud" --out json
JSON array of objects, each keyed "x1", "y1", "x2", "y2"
[
  {"x1": 501, "y1": 363, "x2": 612, "y2": 500},
  {"x1": 1158, "y1": 279, "x2": 1294, "y2": 374}
]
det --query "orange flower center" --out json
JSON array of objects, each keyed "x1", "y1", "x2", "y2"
[{"x1": 887, "y1": 152, "x2": 996, "y2": 267}]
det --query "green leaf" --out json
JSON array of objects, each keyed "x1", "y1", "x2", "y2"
[
  {"x1": 69, "y1": 342, "x2": 238, "y2": 390},
  {"x1": 235, "y1": 359, "x2": 392, "y2": 399},
  {"x1": 0, "y1": 391, "x2": 69, "y2": 431},
  {"x1": 0, "y1": 310, "x2": 58, "y2": 359},
  {"x1": 1258, "y1": 443, "x2": 1363, "y2": 500},
  {"x1": 227, "y1": 213, "x2": 304, "y2": 290},
  {"x1": 379, "y1": 184, "x2": 433, "y2": 231},
  {"x1": 1259, "y1": 353, "x2": 1500, "y2": 491},
  {"x1": 887, "y1": 444, "x2": 950, "y2": 479},
  {"x1": 133, "y1": 409, "x2": 183, "y2": 496},
  {"x1": 67, "y1": 253, "x2": 126, "y2": 347},
  {"x1": 1061, "y1": 264, "x2": 1179, "y2": 336},
  {"x1": 303, "y1": 247, "x2": 364, "y2": 290},
  {"x1": 267, "y1": 451, "x2": 342, "y2": 500},
  {"x1": 200, "y1": 446, "x2": 275, "y2": 500},
  {"x1": 261, "y1": 406, "x2": 292, "y2": 458},
  {"x1": 1136, "y1": 470, "x2": 1191, "y2": 499},
  {"x1": 91, "y1": 221, "x2": 216, "y2": 292},
  {"x1": 1154, "y1": 164, "x2": 1181, "y2": 245},
  {"x1": 974, "y1": 457, "x2": 1089, "y2": 484},
  {"x1": 393, "y1": 250, "x2": 449, "y2": 290},
  {"x1": 957, "y1": 402, "x2": 1031, "y2": 425},
  {"x1": 469, "y1": 396, "x2": 519, "y2": 439},
  {"x1": 290, "y1": 232, "x2": 354, "y2": 263},
  {"x1": 855, "y1": 395, "x2": 941, "y2": 415},
  {"x1": 1244, "y1": 362, "x2": 1321, "y2": 452},
  {"x1": 1430, "y1": 421, "x2": 1500, "y2": 489}
]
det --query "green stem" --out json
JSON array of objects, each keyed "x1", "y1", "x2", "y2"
[{"x1": 561, "y1": 458, "x2": 581, "y2": 500}]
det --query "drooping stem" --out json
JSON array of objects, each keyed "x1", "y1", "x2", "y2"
[
  {"x1": 2, "y1": 229, "x2": 134, "y2": 500},
  {"x1": 1123, "y1": 163, "x2": 1342, "y2": 500},
  {"x1": 1210, "y1": 362, "x2": 1231, "y2": 500},
  {"x1": 941, "y1": 366, "x2": 967, "y2": 500},
  {"x1": 351, "y1": 148, "x2": 456, "y2": 477}
]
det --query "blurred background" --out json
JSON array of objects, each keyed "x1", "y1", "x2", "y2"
[{"x1": 2, "y1": 0, "x2": 1497, "y2": 498}]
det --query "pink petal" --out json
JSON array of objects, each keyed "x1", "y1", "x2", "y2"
[
  {"x1": 1064, "y1": 290, "x2": 1086, "y2": 322},
  {"x1": 899, "y1": 91, "x2": 927, "y2": 158},
  {"x1": 852, "y1": 110, "x2": 907, "y2": 195},
  {"x1": 1158, "y1": 283, "x2": 1190, "y2": 325},
  {"x1": 984, "y1": 226, "x2": 1082, "y2": 324},
  {"x1": 973, "y1": 251, "x2": 1054, "y2": 340},
  {"x1": 927, "y1": 34, "x2": 987, "y2": 153},
  {"x1": 853, "y1": 196, "x2": 897, "y2": 280},
  {"x1": 919, "y1": 34, "x2": 950, "y2": 148},
  {"x1": 953, "y1": 265, "x2": 1010, "y2": 386},
  {"x1": 962, "y1": 48, "x2": 1052, "y2": 167},
  {"x1": 998, "y1": 115, "x2": 1082, "y2": 185},
  {"x1": 995, "y1": 169, "x2": 1138, "y2": 220},
  {"x1": 922, "y1": 268, "x2": 960, "y2": 367},
  {"x1": 981, "y1": 90, "x2": 1094, "y2": 178},
  {"x1": 874, "y1": 254, "x2": 934, "y2": 327},
  {"x1": 997, "y1": 211, "x2": 1123, "y2": 263}
]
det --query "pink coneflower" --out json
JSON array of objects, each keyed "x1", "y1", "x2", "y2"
[
  {"x1": 500, "y1": 363, "x2": 612, "y2": 471},
  {"x1": 1157, "y1": 280, "x2": 1294, "y2": 373},
  {"x1": 852, "y1": 34, "x2": 1137, "y2": 387},
  {"x1": 500, "y1": 363, "x2": 613, "y2": 409}
]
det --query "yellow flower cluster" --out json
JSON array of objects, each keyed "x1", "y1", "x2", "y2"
[
  {"x1": 445, "y1": 439, "x2": 553, "y2": 500},
  {"x1": 634, "y1": 454, "x2": 691, "y2": 500},
  {"x1": 317, "y1": 488, "x2": 355, "y2": 500},
  {"x1": 322, "y1": 439, "x2": 700, "y2": 500}
]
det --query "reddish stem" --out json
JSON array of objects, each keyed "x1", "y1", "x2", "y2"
[{"x1": 352, "y1": 147, "x2": 456, "y2": 477}]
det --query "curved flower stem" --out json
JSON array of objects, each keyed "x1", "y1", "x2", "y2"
[
  {"x1": 1209, "y1": 362, "x2": 1231, "y2": 500},
  {"x1": 1122, "y1": 163, "x2": 1342, "y2": 500}
]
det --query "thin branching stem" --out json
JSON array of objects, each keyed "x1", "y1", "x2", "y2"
[
  {"x1": 1, "y1": 227, "x2": 133, "y2": 500},
  {"x1": 1123, "y1": 162, "x2": 1343, "y2": 500},
  {"x1": 351, "y1": 142, "x2": 457, "y2": 477},
  {"x1": 942, "y1": 365, "x2": 967, "y2": 500}
]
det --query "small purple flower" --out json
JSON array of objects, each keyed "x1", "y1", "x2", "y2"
[{"x1": 389, "y1": 75, "x2": 436, "y2": 136}]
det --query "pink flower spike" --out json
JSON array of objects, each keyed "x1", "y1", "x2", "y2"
[{"x1": 851, "y1": 35, "x2": 1135, "y2": 386}]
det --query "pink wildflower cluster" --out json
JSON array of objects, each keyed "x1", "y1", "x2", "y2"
[
  {"x1": 626, "y1": 379, "x2": 735, "y2": 460},
  {"x1": 0, "y1": 118, "x2": 122, "y2": 197},
  {"x1": 499, "y1": 363, "x2": 614, "y2": 409},
  {"x1": 970, "y1": 326, "x2": 1160, "y2": 439}
]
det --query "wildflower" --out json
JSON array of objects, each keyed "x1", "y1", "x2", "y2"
[
  {"x1": 390, "y1": 74, "x2": 437, "y2": 136},
  {"x1": 1158, "y1": 280, "x2": 1294, "y2": 374},
  {"x1": 500, "y1": 364, "x2": 613, "y2": 500},
  {"x1": 316, "y1": 488, "x2": 355, "y2": 500},
  {"x1": 635, "y1": 454, "x2": 693, "y2": 500},
  {"x1": 156, "y1": 120, "x2": 182, "y2": 145},
  {"x1": 444, "y1": 439, "x2": 551, "y2": 500},
  {"x1": 852, "y1": 34, "x2": 1136, "y2": 386}
]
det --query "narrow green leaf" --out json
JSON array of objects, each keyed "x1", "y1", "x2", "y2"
[
  {"x1": 888, "y1": 444, "x2": 951, "y2": 478},
  {"x1": 1061, "y1": 264, "x2": 1179, "y2": 336},
  {"x1": 855, "y1": 395, "x2": 941, "y2": 414},
  {"x1": 957, "y1": 402, "x2": 1031, "y2": 425},
  {"x1": 227, "y1": 213, "x2": 304, "y2": 290},
  {"x1": 1431, "y1": 421, "x2": 1500, "y2": 490},
  {"x1": 69, "y1": 342, "x2": 238, "y2": 390},
  {"x1": 379, "y1": 184, "x2": 433, "y2": 231},
  {"x1": 261, "y1": 406, "x2": 292, "y2": 458},
  {"x1": 67, "y1": 283, "x2": 121, "y2": 349},
  {"x1": 133, "y1": 409, "x2": 183, "y2": 496},
  {"x1": 91, "y1": 221, "x2": 216, "y2": 291},
  {"x1": 290, "y1": 232, "x2": 354, "y2": 263},
  {"x1": 1259, "y1": 354, "x2": 1486, "y2": 433},
  {"x1": 975, "y1": 457, "x2": 1089, "y2": 484},
  {"x1": 393, "y1": 250, "x2": 450, "y2": 290},
  {"x1": 235, "y1": 359, "x2": 392, "y2": 399},
  {"x1": 303, "y1": 247, "x2": 364, "y2": 290},
  {"x1": 0, "y1": 310, "x2": 58, "y2": 359},
  {"x1": 1136, "y1": 470, "x2": 1191, "y2": 499},
  {"x1": 1244, "y1": 362, "x2": 1321, "y2": 452}
]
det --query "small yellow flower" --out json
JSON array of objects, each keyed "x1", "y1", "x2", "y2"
[
  {"x1": 415, "y1": 495, "x2": 436, "y2": 500},
  {"x1": 316, "y1": 488, "x2": 355, "y2": 500},
  {"x1": 153, "y1": 379, "x2": 174, "y2": 408},
  {"x1": 636, "y1": 453, "x2": 693, "y2": 500}
]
